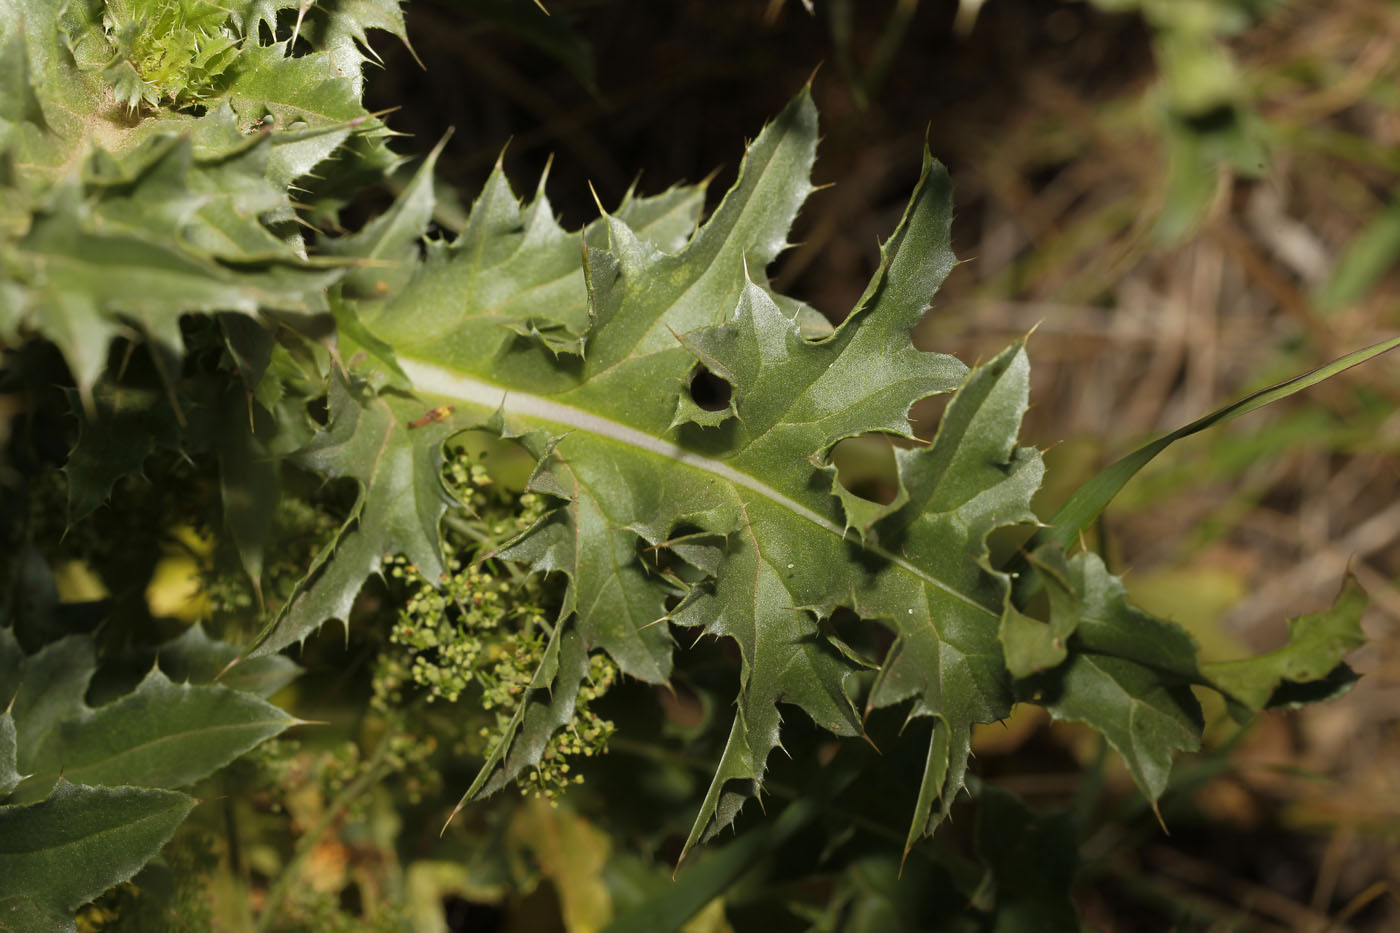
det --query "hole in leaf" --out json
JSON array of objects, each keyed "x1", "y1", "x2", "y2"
[
  {"x1": 445, "y1": 429, "x2": 537, "y2": 493},
  {"x1": 830, "y1": 434, "x2": 899, "y2": 505},
  {"x1": 688, "y1": 366, "x2": 731, "y2": 412},
  {"x1": 827, "y1": 606, "x2": 887, "y2": 665},
  {"x1": 909, "y1": 393, "x2": 949, "y2": 441},
  {"x1": 305, "y1": 395, "x2": 329, "y2": 427}
]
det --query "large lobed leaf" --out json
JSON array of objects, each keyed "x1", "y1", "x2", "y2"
[
  {"x1": 257, "y1": 87, "x2": 1046, "y2": 855},
  {"x1": 168, "y1": 72, "x2": 1387, "y2": 881},
  {"x1": 0, "y1": 781, "x2": 195, "y2": 928},
  {"x1": 0, "y1": 1, "x2": 1374, "y2": 890},
  {"x1": 0, "y1": 622, "x2": 296, "y2": 925},
  {"x1": 246, "y1": 82, "x2": 1374, "y2": 856},
  {"x1": 0, "y1": 627, "x2": 296, "y2": 804}
]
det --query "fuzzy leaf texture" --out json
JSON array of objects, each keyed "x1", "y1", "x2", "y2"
[
  {"x1": 255, "y1": 88, "x2": 1045, "y2": 858},
  {"x1": 0, "y1": 628, "x2": 296, "y2": 804},
  {"x1": 0, "y1": 781, "x2": 195, "y2": 927}
]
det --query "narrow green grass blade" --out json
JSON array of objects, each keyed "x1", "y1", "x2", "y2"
[{"x1": 1012, "y1": 336, "x2": 1400, "y2": 594}]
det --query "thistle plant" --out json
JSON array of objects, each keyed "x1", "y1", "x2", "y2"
[
  {"x1": 101, "y1": 0, "x2": 241, "y2": 111},
  {"x1": 1, "y1": 0, "x2": 1394, "y2": 928}
]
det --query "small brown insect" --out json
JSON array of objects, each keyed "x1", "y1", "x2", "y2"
[{"x1": 408, "y1": 405, "x2": 455, "y2": 429}]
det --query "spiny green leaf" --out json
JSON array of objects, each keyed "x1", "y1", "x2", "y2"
[
  {"x1": 245, "y1": 368, "x2": 457, "y2": 655},
  {"x1": 11, "y1": 142, "x2": 339, "y2": 397},
  {"x1": 243, "y1": 82, "x2": 1382, "y2": 866},
  {"x1": 568, "y1": 89, "x2": 820, "y2": 385},
  {"x1": 2, "y1": 0, "x2": 397, "y2": 399},
  {"x1": 1020, "y1": 551, "x2": 1204, "y2": 806},
  {"x1": 859, "y1": 343, "x2": 1040, "y2": 857},
  {"x1": 0, "y1": 781, "x2": 195, "y2": 918},
  {"x1": 1202, "y1": 575, "x2": 1366, "y2": 713},
  {"x1": 328, "y1": 134, "x2": 448, "y2": 301},
  {"x1": 155, "y1": 623, "x2": 300, "y2": 698},
  {"x1": 1035, "y1": 652, "x2": 1202, "y2": 807},
  {"x1": 307, "y1": 0, "x2": 413, "y2": 80},
  {"x1": 330, "y1": 88, "x2": 1040, "y2": 857},
  {"x1": 606, "y1": 181, "x2": 707, "y2": 255},
  {"x1": 3, "y1": 629, "x2": 294, "y2": 804},
  {"x1": 332, "y1": 293, "x2": 413, "y2": 392},
  {"x1": 365, "y1": 162, "x2": 604, "y2": 365},
  {"x1": 1014, "y1": 549, "x2": 1370, "y2": 809},
  {"x1": 2, "y1": 631, "x2": 96, "y2": 776},
  {"x1": 14, "y1": 668, "x2": 295, "y2": 802},
  {"x1": 221, "y1": 42, "x2": 382, "y2": 187}
]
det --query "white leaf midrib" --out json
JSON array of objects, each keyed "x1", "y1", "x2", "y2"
[{"x1": 399, "y1": 357, "x2": 992, "y2": 616}]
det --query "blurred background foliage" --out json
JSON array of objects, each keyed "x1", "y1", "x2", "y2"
[{"x1": 47, "y1": 0, "x2": 1400, "y2": 929}]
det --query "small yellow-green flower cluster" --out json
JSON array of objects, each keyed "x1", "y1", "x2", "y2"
[
  {"x1": 506, "y1": 653, "x2": 618, "y2": 800},
  {"x1": 444, "y1": 455, "x2": 493, "y2": 507},
  {"x1": 443, "y1": 451, "x2": 546, "y2": 537},
  {"x1": 375, "y1": 448, "x2": 617, "y2": 800}
]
